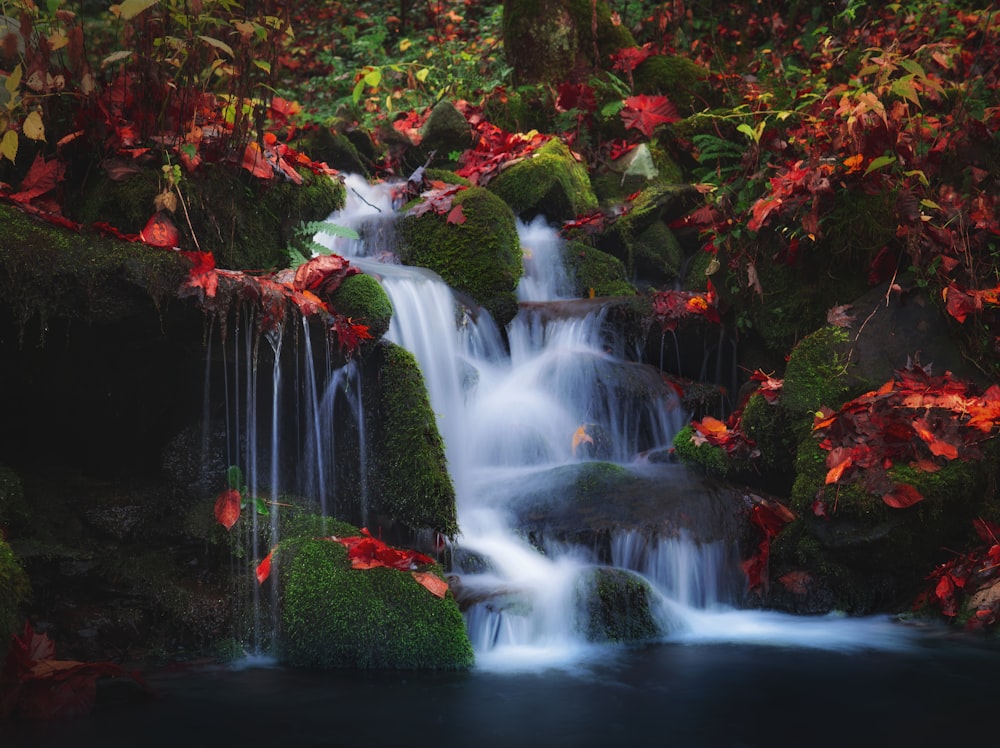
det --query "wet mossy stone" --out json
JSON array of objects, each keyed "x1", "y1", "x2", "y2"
[
  {"x1": 327, "y1": 272, "x2": 393, "y2": 345},
  {"x1": 0, "y1": 204, "x2": 188, "y2": 331},
  {"x1": 487, "y1": 138, "x2": 598, "y2": 222},
  {"x1": 780, "y1": 326, "x2": 854, "y2": 437},
  {"x1": 363, "y1": 341, "x2": 458, "y2": 536},
  {"x1": 672, "y1": 424, "x2": 730, "y2": 478},
  {"x1": 562, "y1": 240, "x2": 636, "y2": 297},
  {"x1": 503, "y1": 0, "x2": 635, "y2": 85},
  {"x1": 1, "y1": 537, "x2": 30, "y2": 651},
  {"x1": 295, "y1": 126, "x2": 370, "y2": 176},
  {"x1": 399, "y1": 186, "x2": 521, "y2": 326},
  {"x1": 72, "y1": 164, "x2": 345, "y2": 272},
  {"x1": 577, "y1": 566, "x2": 661, "y2": 643},
  {"x1": 632, "y1": 55, "x2": 711, "y2": 113},
  {"x1": 276, "y1": 536, "x2": 474, "y2": 669},
  {"x1": 419, "y1": 100, "x2": 473, "y2": 166}
]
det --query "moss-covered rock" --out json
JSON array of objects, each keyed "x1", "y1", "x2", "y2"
[
  {"x1": 503, "y1": 0, "x2": 634, "y2": 85},
  {"x1": 0, "y1": 204, "x2": 189, "y2": 333},
  {"x1": 294, "y1": 126, "x2": 371, "y2": 176},
  {"x1": 672, "y1": 424, "x2": 730, "y2": 478},
  {"x1": 327, "y1": 272, "x2": 393, "y2": 345},
  {"x1": 772, "y1": 436, "x2": 1000, "y2": 612},
  {"x1": 399, "y1": 186, "x2": 522, "y2": 325},
  {"x1": 487, "y1": 138, "x2": 598, "y2": 221},
  {"x1": 276, "y1": 536, "x2": 473, "y2": 669},
  {"x1": 561, "y1": 241, "x2": 636, "y2": 297},
  {"x1": 0, "y1": 537, "x2": 30, "y2": 650},
  {"x1": 780, "y1": 326, "x2": 854, "y2": 430},
  {"x1": 363, "y1": 342, "x2": 458, "y2": 536},
  {"x1": 419, "y1": 100, "x2": 473, "y2": 167},
  {"x1": 72, "y1": 164, "x2": 345, "y2": 272},
  {"x1": 632, "y1": 55, "x2": 711, "y2": 113},
  {"x1": 577, "y1": 566, "x2": 661, "y2": 643}
]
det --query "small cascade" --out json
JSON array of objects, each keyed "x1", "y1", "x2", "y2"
[{"x1": 204, "y1": 302, "x2": 369, "y2": 655}]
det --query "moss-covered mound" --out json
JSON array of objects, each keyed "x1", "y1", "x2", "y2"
[
  {"x1": 363, "y1": 342, "x2": 458, "y2": 536},
  {"x1": 0, "y1": 204, "x2": 189, "y2": 332},
  {"x1": 276, "y1": 536, "x2": 473, "y2": 669},
  {"x1": 577, "y1": 566, "x2": 661, "y2": 643},
  {"x1": 327, "y1": 272, "x2": 393, "y2": 345},
  {"x1": 562, "y1": 241, "x2": 636, "y2": 297},
  {"x1": 487, "y1": 138, "x2": 598, "y2": 221},
  {"x1": 0, "y1": 537, "x2": 30, "y2": 652},
  {"x1": 503, "y1": 0, "x2": 635, "y2": 85},
  {"x1": 72, "y1": 165, "x2": 345, "y2": 271},
  {"x1": 632, "y1": 54, "x2": 711, "y2": 112},
  {"x1": 399, "y1": 186, "x2": 522, "y2": 325}
]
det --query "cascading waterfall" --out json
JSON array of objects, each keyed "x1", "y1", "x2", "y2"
[{"x1": 313, "y1": 175, "x2": 920, "y2": 667}]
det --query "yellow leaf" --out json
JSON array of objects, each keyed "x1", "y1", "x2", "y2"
[
  {"x1": 5, "y1": 64, "x2": 21, "y2": 95},
  {"x1": 1, "y1": 129, "x2": 18, "y2": 162},
  {"x1": 572, "y1": 425, "x2": 594, "y2": 456},
  {"x1": 22, "y1": 111, "x2": 45, "y2": 141},
  {"x1": 118, "y1": 0, "x2": 158, "y2": 21},
  {"x1": 399, "y1": 38, "x2": 412, "y2": 52}
]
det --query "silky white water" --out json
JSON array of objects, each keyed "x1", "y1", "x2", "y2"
[{"x1": 316, "y1": 176, "x2": 917, "y2": 669}]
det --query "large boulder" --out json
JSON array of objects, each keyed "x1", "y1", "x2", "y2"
[
  {"x1": 275, "y1": 536, "x2": 473, "y2": 669},
  {"x1": 487, "y1": 138, "x2": 598, "y2": 221},
  {"x1": 399, "y1": 186, "x2": 522, "y2": 325}
]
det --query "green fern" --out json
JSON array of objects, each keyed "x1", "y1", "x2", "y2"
[{"x1": 285, "y1": 220, "x2": 360, "y2": 268}]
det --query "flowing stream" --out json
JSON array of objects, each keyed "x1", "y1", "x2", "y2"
[{"x1": 316, "y1": 175, "x2": 918, "y2": 670}]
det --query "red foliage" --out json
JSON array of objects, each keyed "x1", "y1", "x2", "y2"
[
  {"x1": 918, "y1": 518, "x2": 1000, "y2": 626},
  {"x1": 650, "y1": 281, "x2": 721, "y2": 332},
  {"x1": 743, "y1": 498, "x2": 795, "y2": 593},
  {"x1": 620, "y1": 95, "x2": 680, "y2": 138},
  {"x1": 293, "y1": 254, "x2": 360, "y2": 297},
  {"x1": 1, "y1": 623, "x2": 147, "y2": 719},
  {"x1": 813, "y1": 363, "x2": 1000, "y2": 510},
  {"x1": 254, "y1": 528, "x2": 447, "y2": 598},
  {"x1": 213, "y1": 487, "x2": 242, "y2": 530}
]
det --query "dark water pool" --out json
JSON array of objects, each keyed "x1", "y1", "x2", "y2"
[{"x1": 4, "y1": 631, "x2": 998, "y2": 748}]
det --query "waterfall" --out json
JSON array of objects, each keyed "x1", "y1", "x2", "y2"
[{"x1": 307, "y1": 177, "x2": 917, "y2": 667}]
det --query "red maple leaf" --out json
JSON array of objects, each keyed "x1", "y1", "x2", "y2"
[
  {"x1": 620, "y1": 95, "x2": 680, "y2": 138},
  {"x1": 292, "y1": 254, "x2": 359, "y2": 297},
  {"x1": 179, "y1": 251, "x2": 218, "y2": 300},
  {"x1": 140, "y1": 211, "x2": 180, "y2": 248},
  {"x1": 8, "y1": 154, "x2": 65, "y2": 204},
  {"x1": 214, "y1": 487, "x2": 241, "y2": 530}
]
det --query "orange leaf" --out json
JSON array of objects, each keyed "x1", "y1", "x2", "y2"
[
  {"x1": 256, "y1": 549, "x2": 274, "y2": 584},
  {"x1": 241, "y1": 141, "x2": 274, "y2": 179},
  {"x1": 411, "y1": 571, "x2": 449, "y2": 598},
  {"x1": 572, "y1": 424, "x2": 594, "y2": 456},
  {"x1": 140, "y1": 211, "x2": 180, "y2": 248}
]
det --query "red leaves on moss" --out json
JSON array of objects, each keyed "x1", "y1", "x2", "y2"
[
  {"x1": 650, "y1": 281, "x2": 721, "y2": 332},
  {"x1": 254, "y1": 528, "x2": 447, "y2": 597},
  {"x1": 813, "y1": 363, "x2": 1000, "y2": 509},
  {"x1": 292, "y1": 254, "x2": 360, "y2": 297}
]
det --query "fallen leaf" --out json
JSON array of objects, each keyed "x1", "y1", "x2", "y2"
[{"x1": 214, "y1": 487, "x2": 241, "y2": 530}]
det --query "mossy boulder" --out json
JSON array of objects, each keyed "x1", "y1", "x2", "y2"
[
  {"x1": 275, "y1": 536, "x2": 473, "y2": 669},
  {"x1": 503, "y1": 0, "x2": 634, "y2": 85},
  {"x1": 294, "y1": 126, "x2": 371, "y2": 176},
  {"x1": 1, "y1": 537, "x2": 30, "y2": 650},
  {"x1": 487, "y1": 138, "x2": 598, "y2": 221},
  {"x1": 419, "y1": 100, "x2": 473, "y2": 167},
  {"x1": 0, "y1": 205, "x2": 189, "y2": 332},
  {"x1": 363, "y1": 342, "x2": 458, "y2": 537},
  {"x1": 597, "y1": 184, "x2": 699, "y2": 286},
  {"x1": 672, "y1": 424, "x2": 732, "y2": 479},
  {"x1": 72, "y1": 165, "x2": 345, "y2": 272},
  {"x1": 327, "y1": 272, "x2": 393, "y2": 345},
  {"x1": 771, "y1": 436, "x2": 1000, "y2": 613},
  {"x1": 562, "y1": 241, "x2": 636, "y2": 298},
  {"x1": 632, "y1": 54, "x2": 711, "y2": 112},
  {"x1": 577, "y1": 566, "x2": 661, "y2": 643},
  {"x1": 399, "y1": 186, "x2": 521, "y2": 325}
]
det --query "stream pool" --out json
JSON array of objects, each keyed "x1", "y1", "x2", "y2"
[{"x1": 5, "y1": 626, "x2": 998, "y2": 748}]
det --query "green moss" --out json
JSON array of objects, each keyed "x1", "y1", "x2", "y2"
[
  {"x1": 399, "y1": 186, "x2": 522, "y2": 325},
  {"x1": 0, "y1": 204, "x2": 189, "y2": 336},
  {"x1": 487, "y1": 138, "x2": 598, "y2": 221},
  {"x1": 672, "y1": 424, "x2": 730, "y2": 478},
  {"x1": 327, "y1": 273, "x2": 393, "y2": 343},
  {"x1": 739, "y1": 392, "x2": 797, "y2": 489},
  {"x1": 0, "y1": 538, "x2": 30, "y2": 649},
  {"x1": 419, "y1": 100, "x2": 473, "y2": 166},
  {"x1": 276, "y1": 537, "x2": 473, "y2": 669},
  {"x1": 632, "y1": 55, "x2": 710, "y2": 112},
  {"x1": 364, "y1": 342, "x2": 458, "y2": 536},
  {"x1": 72, "y1": 164, "x2": 345, "y2": 272},
  {"x1": 577, "y1": 567, "x2": 660, "y2": 643},
  {"x1": 780, "y1": 326, "x2": 853, "y2": 434},
  {"x1": 295, "y1": 127, "x2": 370, "y2": 175},
  {"x1": 571, "y1": 462, "x2": 630, "y2": 500},
  {"x1": 562, "y1": 241, "x2": 636, "y2": 297}
]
